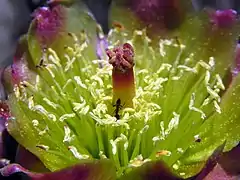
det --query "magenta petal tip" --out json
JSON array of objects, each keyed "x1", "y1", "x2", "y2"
[{"x1": 209, "y1": 9, "x2": 238, "y2": 29}]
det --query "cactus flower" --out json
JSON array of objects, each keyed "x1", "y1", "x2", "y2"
[{"x1": 1, "y1": 2, "x2": 240, "y2": 180}]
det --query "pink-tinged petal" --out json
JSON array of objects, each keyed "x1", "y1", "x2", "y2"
[
  {"x1": 32, "y1": 5, "x2": 66, "y2": 46},
  {"x1": 3, "y1": 52, "x2": 36, "y2": 93},
  {"x1": 11, "y1": 57, "x2": 31, "y2": 85},
  {"x1": 3, "y1": 37, "x2": 36, "y2": 92},
  {"x1": 194, "y1": 142, "x2": 225, "y2": 180},
  {"x1": 218, "y1": 144, "x2": 240, "y2": 176},
  {"x1": 0, "y1": 160, "x2": 116, "y2": 180},
  {"x1": 120, "y1": 161, "x2": 182, "y2": 180},
  {"x1": 193, "y1": 143, "x2": 240, "y2": 179},
  {"x1": 0, "y1": 163, "x2": 33, "y2": 177},
  {"x1": 15, "y1": 145, "x2": 49, "y2": 173},
  {"x1": 203, "y1": 164, "x2": 236, "y2": 180},
  {"x1": 208, "y1": 9, "x2": 237, "y2": 29},
  {"x1": 201, "y1": 144, "x2": 240, "y2": 180},
  {"x1": 129, "y1": 0, "x2": 184, "y2": 31}
]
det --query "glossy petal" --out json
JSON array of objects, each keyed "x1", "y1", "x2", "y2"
[
  {"x1": 197, "y1": 144, "x2": 240, "y2": 179},
  {"x1": 0, "y1": 160, "x2": 116, "y2": 180},
  {"x1": 15, "y1": 145, "x2": 49, "y2": 172},
  {"x1": 120, "y1": 160, "x2": 182, "y2": 180}
]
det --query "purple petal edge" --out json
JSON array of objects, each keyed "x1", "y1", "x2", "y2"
[
  {"x1": 0, "y1": 159, "x2": 116, "y2": 180},
  {"x1": 96, "y1": 36, "x2": 108, "y2": 59},
  {"x1": 0, "y1": 163, "x2": 40, "y2": 177}
]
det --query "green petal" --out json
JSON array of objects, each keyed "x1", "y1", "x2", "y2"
[{"x1": 176, "y1": 72, "x2": 240, "y2": 178}]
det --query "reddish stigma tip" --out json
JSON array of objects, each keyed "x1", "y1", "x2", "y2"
[{"x1": 106, "y1": 43, "x2": 135, "y2": 72}]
